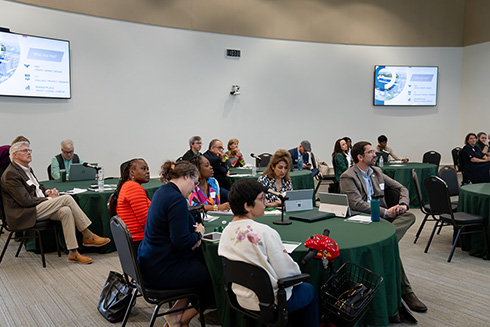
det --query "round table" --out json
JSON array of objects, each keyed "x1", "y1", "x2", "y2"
[
  {"x1": 25, "y1": 178, "x2": 162, "y2": 253},
  {"x1": 458, "y1": 183, "x2": 490, "y2": 257},
  {"x1": 227, "y1": 167, "x2": 315, "y2": 190},
  {"x1": 381, "y1": 162, "x2": 438, "y2": 207},
  {"x1": 201, "y1": 210, "x2": 401, "y2": 326}
]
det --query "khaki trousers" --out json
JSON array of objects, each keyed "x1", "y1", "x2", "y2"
[{"x1": 36, "y1": 195, "x2": 92, "y2": 250}]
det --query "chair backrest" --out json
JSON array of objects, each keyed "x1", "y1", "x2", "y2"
[
  {"x1": 458, "y1": 150, "x2": 471, "y2": 184},
  {"x1": 257, "y1": 153, "x2": 272, "y2": 168},
  {"x1": 47, "y1": 164, "x2": 54, "y2": 180},
  {"x1": 424, "y1": 176, "x2": 454, "y2": 218},
  {"x1": 221, "y1": 257, "x2": 282, "y2": 325},
  {"x1": 422, "y1": 151, "x2": 441, "y2": 169},
  {"x1": 438, "y1": 166, "x2": 459, "y2": 197},
  {"x1": 411, "y1": 169, "x2": 426, "y2": 212},
  {"x1": 451, "y1": 147, "x2": 462, "y2": 171},
  {"x1": 110, "y1": 216, "x2": 145, "y2": 292},
  {"x1": 107, "y1": 193, "x2": 117, "y2": 217}
]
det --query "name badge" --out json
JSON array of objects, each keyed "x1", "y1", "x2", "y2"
[
  {"x1": 379, "y1": 183, "x2": 385, "y2": 190},
  {"x1": 26, "y1": 180, "x2": 34, "y2": 186},
  {"x1": 210, "y1": 191, "x2": 216, "y2": 199}
]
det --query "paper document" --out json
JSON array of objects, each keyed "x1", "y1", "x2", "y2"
[
  {"x1": 213, "y1": 210, "x2": 233, "y2": 215},
  {"x1": 264, "y1": 210, "x2": 282, "y2": 215},
  {"x1": 282, "y1": 241, "x2": 302, "y2": 253},
  {"x1": 229, "y1": 174, "x2": 251, "y2": 178},
  {"x1": 344, "y1": 215, "x2": 372, "y2": 224},
  {"x1": 62, "y1": 188, "x2": 88, "y2": 195},
  {"x1": 203, "y1": 215, "x2": 220, "y2": 223}
]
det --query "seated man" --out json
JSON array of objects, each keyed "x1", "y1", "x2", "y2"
[
  {"x1": 376, "y1": 135, "x2": 409, "y2": 162},
  {"x1": 340, "y1": 141, "x2": 427, "y2": 313},
  {"x1": 203, "y1": 139, "x2": 230, "y2": 191},
  {"x1": 1, "y1": 141, "x2": 110, "y2": 264},
  {"x1": 51, "y1": 139, "x2": 82, "y2": 180},
  {"x1": 181, "y1": 135, "x2": 202, "y2": 161},
  {"x1": 288, "y1": 140, "x2": 312, "y2": 169}
]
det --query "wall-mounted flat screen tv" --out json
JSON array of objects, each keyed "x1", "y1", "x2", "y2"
[
  {"x1": 0, "y1": 30, "x2": 70, "y2": 99},
  {"x1": 374, "y1": 65, "x2": 438, "y2": 106}
]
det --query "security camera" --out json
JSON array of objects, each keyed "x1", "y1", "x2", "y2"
[{"x1": 230, "y1": 85, "x2": 240, "y2": 95}]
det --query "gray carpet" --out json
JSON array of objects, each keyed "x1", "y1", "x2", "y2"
[{"x1": 0, "y1": 207, "x2": 489, "y2": 326}]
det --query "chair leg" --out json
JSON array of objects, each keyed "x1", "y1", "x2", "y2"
[
  {"x1": 414, "y1": 213, "x2": 430, "y2": 244},
  {"x1": 149, "y1": 303, "x2": 162, "y2": 327},
  {"x1": 15, "y1": 238, "x2": 25, "y2": 257},
  {"x1": 424, "y1": 219, "x2": 440, "y2": 253},
  {"x1": 121, "y1": 288, "x2": 138, "y2": 327},
  {"x1": 0, "y1": 232, "x2": 14, "y2": 264},
  {"x1": 196, "y1": 297, "x2": 206, "y2": 327},
  {"x1": 314, "y1": 179, "x2": 322, "y2": 197},
  {"x1": 437, "y1": 221, "x2": 444, "y2": 235},
  {"x1": 35, "y1": 229, "x2": 47, "y2": 268},
  {"x1": 448, "y1": 228, "x2": 462, "y2": 262}
]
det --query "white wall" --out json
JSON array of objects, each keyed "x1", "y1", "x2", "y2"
[{"x1": 0, "y1": 1, "x2": 463, "y2": 179}]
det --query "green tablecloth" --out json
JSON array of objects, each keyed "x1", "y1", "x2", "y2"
[
  {"x1": 381, "y1": 163, "x2": 438, "y2": 207},
  {"x1": 201, "y1": 209, "x2": 401, "y2": 327},
  {"x1": 458, "y1": 183, "x2": 490, "y2": 257},
  {"x1": 227, "y1": 167, "x2": 315, "y2": 190},
  {"x1": 25, "y1": 178, "x2": 162, "y2": 254}
]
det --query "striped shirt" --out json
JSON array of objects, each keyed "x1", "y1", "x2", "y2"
[{"x1": 116, "y1": 181, "x2": 151, "y2": 242}]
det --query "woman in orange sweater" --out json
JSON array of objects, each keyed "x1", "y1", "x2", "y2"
[{"x1": 114, "y1": 158, "x2": 151, "y2": 249}]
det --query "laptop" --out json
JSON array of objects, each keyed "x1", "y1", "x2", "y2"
[
  {"x1": 284, "y1": 189, "x2": 314, "y2": 212},
  {"x1": 318, "y1": 192, "x2": 351, "y2": 217},
  {"x1": 289, "y1": 210, "x2": 335, "y2": 222},
  {"x1": 69, "y1": 163, "x2": 97, "y2": 181}
]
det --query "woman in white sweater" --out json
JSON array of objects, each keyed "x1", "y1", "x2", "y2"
[{"x1": 218, "y1": 179, "x2": 319, "y2": 327}]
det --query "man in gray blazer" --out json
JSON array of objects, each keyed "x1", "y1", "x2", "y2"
[
  {"x1": 1, "y1": 141, "x2": 110, "y2": 264},
  {"x1": 340, "y1": 141, "x2": 427, "y2": 313}
]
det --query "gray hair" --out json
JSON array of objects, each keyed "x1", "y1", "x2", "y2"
[
  {"x1": 9, "y1": 141, "x2": 30, "y2": 161},
  {"x1": 61, "y1": 139, "x2": 74, "y2": 148},
  {"x1": 189, "y1": 136, "x2": 201, "y2": 147},
  {"x1": 208, "y1": 139, "x2": 221, "y2": 150}
]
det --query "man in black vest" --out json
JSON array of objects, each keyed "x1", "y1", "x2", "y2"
[{"x1": 50, "y1": 139, "x2": 82, "y2": 180}]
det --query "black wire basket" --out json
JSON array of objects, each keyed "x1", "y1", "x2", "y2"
[{"x1": 320, "y1": 261, "x2": 383, "y2": 327}]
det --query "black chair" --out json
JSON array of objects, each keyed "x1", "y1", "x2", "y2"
[
  {"x1": 0, "y1": 187, "x2": 61, "y2": 267},
  {"x1": 256, "y1": 153, "x2": 272, "y2": 168},
  {"x1": 424, "y1": 176, "x2": 489, "y2": 262},
  {"x1": 221, "y1": 257, "x2": 310, "y2": 327},
  {"x1": 422, "y1": 151, "x2": 441, "y2": 169},
  {"x1": 47, "y1": 164, "x2": 54, "y2": 180},
  {"x1": 438, "y1": 166, "x2": 459, "y2": 205},
  {"x1": 458, "y1": 150, "x2": 471, "y2": 185},
  {"x1": 451, "y1": 147, "x2": 462, "y2": 172},
  {"x1": 107, "y1": 193, "x2": 117, "y2": 217},
  {"x1": 109, "y1": 216, "x2": 206, "y2": 327}
]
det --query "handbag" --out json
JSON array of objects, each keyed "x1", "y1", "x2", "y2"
[
  {"x1": 334, "y1": 283, "x2": 372, "y2": 315},
  {"x1": 97, "y1": 271, "x2": 133, "y2": 323}
]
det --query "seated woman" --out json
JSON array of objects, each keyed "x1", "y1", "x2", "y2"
[
  {"x1": 460, "y1": 133, "x2": 490, "y2": 184},
  {"x1": 258, "y1": 149, "x2": 293, "y2": 207},
  {"x1": 188, "y1": 156, "x2": 230, "y2": 212},
  {"x1": 476, "y1": 132, "x2": 489, "y2": 154},
  {"x1": 218, "y1": 179, "x2": 319, "y2": 327},
  {"x1": 114, "y1": 158, "x2": 151, "y2": 250},
  {"x1": 223, "y1": 138, "x2": 245, "y2": 168},
  {"x1": 138, "y1": 160, "x2": 213, "y2": 327},
  {"x1": 332, "y1": 138, "x2": 349, "y2": 184}
]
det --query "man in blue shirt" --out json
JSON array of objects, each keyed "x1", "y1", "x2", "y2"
[
  {"x1": 289, "y1": 140, "x2": 312, "y2": 169},
  {"x1": 50, "y1": 139, "x2": 82, "y2": 180}
]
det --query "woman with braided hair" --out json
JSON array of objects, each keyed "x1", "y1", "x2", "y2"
[{"x1": 114, "y1": 158, "x2": 151, "y2": 249}]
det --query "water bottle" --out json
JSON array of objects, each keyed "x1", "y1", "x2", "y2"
[
  {"x1": 298, "y1": 156, "x2": 303, "y2": 170},
  {"x1": 252, "y1": 164, "x2": 257, "y2": 177},
  {"x1": 371, "y1": 196, "x2": 380, "y2": 222},
  {"x1": 97, "y1": 168, "x2": 104, "y2": 192},
  {"x1": 379, "y1": 156, "x2": 384, "y2": 167}
]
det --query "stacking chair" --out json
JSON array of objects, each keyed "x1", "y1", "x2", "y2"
[
  {"x1": 221, "y1": 257, "x2": 310, "y2": 327},
  {"x1": 47, "y1": 164, "x2": 54, "y2": 180},
  {"x1": 109, "y1": 216, "x2": 206, "y2": 327},
  {"x1": 451, "y1": 147, "x2": 462, "y2": 172},
  {"x1": 0, "y1": 189, "x2": 61, "y2": 267},
  {"x1": 438, "y1": 166, "x2": 459, "y2": 206},
  {"x1": 422, "y1": 151, "x2": 441, "y2": 170},
  {"x1": 256, "y1": 153, "x2": 272, "y2": 168},
  {"x1": 424, "y1": 176, "x2": 489, "y2": 262}
]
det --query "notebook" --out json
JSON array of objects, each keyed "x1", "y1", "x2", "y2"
[
  {"x1": 318, "y1": 192, "x2": 351, "y2": 218},
  {"x1": 289, "y1": 210, "x2": 335, "y2": 222},
  {"x1": 69, "y1": 163, "x2": 97, "y2": 181},
  {"x1": 284, "y1": 189, "x2": 314, "y2": 212}
]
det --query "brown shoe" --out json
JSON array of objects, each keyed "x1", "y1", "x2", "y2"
[
  {"x1": 83, "y1": 235, "x2": 111, "y2": 247},
  {"x1": 68, "y1": 253, "x2": 93, "y2": 264},
  {"x1": 402, "y1": 292, "x2": 427, "y2": 312}
]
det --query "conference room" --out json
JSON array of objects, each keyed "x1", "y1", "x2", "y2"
[{"x1": 1, "y1": 0, "x2": 490, "y2": 326}]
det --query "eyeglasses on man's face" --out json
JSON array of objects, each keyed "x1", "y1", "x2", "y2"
[
  {"x1": 16, "y1": 148, "x2": 33, "y2": 154},
  {"x1": 62, "y1": 150, "x2": 74, "y2": 155}
]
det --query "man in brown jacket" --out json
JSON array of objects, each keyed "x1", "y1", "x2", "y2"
[{"x1": 1, "y1": 141, "x2": 109, "y2": 264}]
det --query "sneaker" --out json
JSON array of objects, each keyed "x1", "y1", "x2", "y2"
[
  {"x1": 82, "y1": 235, "x2": 111, "y2": 247},
  {"x1": 67, "y1": 253, "x2": 93, "y2": 264}
]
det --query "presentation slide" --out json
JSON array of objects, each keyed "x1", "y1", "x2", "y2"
[
  {"x1": 0, "y1": 31, "x2": 70, "y2": 98},
  {"x1": 374, "y1": 66, "x2": 438, "y2": 106}
]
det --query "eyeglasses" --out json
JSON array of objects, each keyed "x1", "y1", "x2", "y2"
[
  {"x1": 364, "y1": 150, "x2": 375, "y2": 154},
  {"x1": 16, "y1": 149, "x2": 32, "y2": 154},
  {"x1": 190, "y1": 175, "x2": 199, "y2": 186},
  {"x1": 62, "y1": 150, "x2": 74, "y2": 155}
]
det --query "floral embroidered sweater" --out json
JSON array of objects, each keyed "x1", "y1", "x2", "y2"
[{"x1": 218, "y1": 219, "x2": 301, "y2": 310}]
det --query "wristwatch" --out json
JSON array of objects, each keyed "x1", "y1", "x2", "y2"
[{"x1": 213, "y1": 204, "x2": 218, "y2": 211}]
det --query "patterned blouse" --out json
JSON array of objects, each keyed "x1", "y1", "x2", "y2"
[
  {"x1": 224, "y1": 151, "x2": 245, "y2": 167},
  {"x1": 257, "y1": 175, "x2": 293, "y2": 203},
  {"x1": 187, "y1": 177, "x2": 221, "y2": 206}
]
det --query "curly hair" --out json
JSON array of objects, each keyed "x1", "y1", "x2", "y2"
[
  {"x1": 160, "y1": 160, "x2": 199, "y2": 183},
  {"x1": 262, "y1": 149, "x2": 292, "y2": 181}
]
